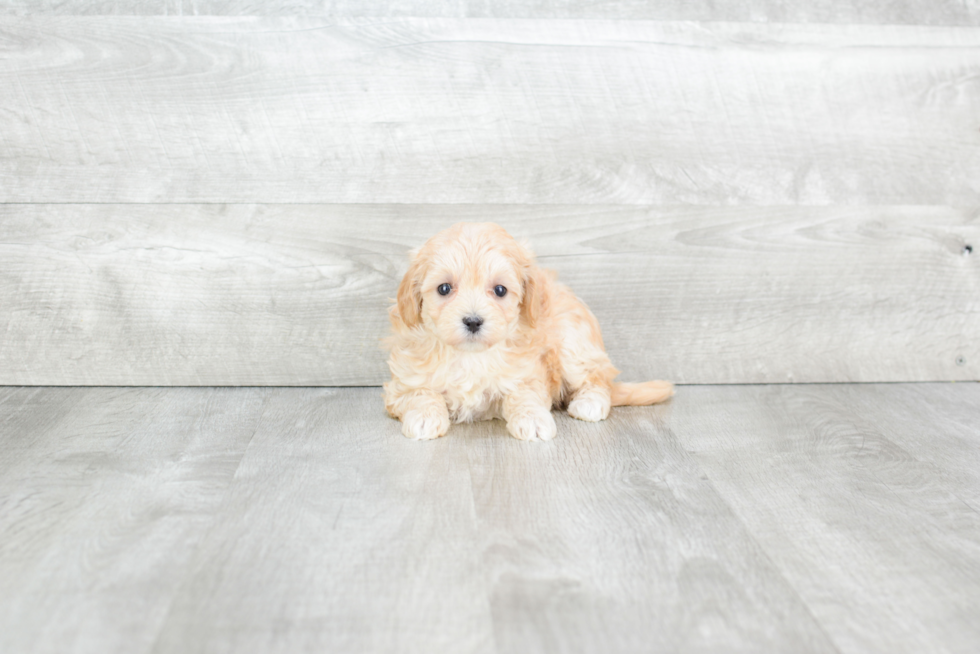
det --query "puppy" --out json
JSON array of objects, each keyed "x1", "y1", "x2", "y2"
[{"x1": 384, "y1": 223, "x2": 673, "y2": 441}]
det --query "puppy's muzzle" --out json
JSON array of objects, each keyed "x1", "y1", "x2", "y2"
[{"x1": 462, "y1": 315, "x2": 484, "y2": 333}]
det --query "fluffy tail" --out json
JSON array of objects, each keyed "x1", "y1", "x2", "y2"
[{"x1": 610, "y1": 380, "x2": 675, "y2": 406}]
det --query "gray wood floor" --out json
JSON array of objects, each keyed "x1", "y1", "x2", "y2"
[{"x1": 1, "y1": 383, "x2": 978, "y2": 653}]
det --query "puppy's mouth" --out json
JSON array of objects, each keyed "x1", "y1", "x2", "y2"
[{"x1": 454, "y1": 332, "x2": 492, "y2": 352}]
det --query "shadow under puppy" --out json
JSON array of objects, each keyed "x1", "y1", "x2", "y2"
[{"x1": 384, "y1": 223, "x2": 673, "y2": 441}]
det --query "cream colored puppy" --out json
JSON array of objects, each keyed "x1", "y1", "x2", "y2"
[{"x1": 384, "y1": 223, "x2": 673, "y2": 441}]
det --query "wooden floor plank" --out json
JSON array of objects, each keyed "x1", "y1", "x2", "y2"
[
  {"x1": 461, "y1": 408, "x2": 835, "y2": 653},
  {"x1": 3, "y1": 385, "x2": 978, "y2": 652},
  {"x1": 833, "y1": 384, "x2": 980, "y2": 512},
  {"x1": 151, "y1": 387, "x2": 498, "y2": 654},
  {"x1": 0, "y1": 387, "x2": 263, "y2": 654},
  {"x1": 152, "y1": 387, "x2": 833, "y2": 653},
  {"x1": 670, "y1": 383, "x2": 980, "y2": 654},
  {"x1": 2, "y1": 18, "x2": 979, "y2": 204},
  {"x1": 2, "y1": 204, "x2": 976, "y2": 386}
]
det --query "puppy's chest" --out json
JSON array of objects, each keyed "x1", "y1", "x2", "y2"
[{"x1": 436, "y1": 352, "x2": 520, "y2": 422}]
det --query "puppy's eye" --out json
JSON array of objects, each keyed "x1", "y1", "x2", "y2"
[
  {"x1": 437, "y1": 283, "x2": 452, "y2": 296},
  {"x1": 494, "y1": 285, "x2": 507, "y2": 298}
]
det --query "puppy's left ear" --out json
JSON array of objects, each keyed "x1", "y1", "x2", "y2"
[
  {"x1": 518, "y1": 240, "x2": 547, "y2": 327},
  {"x1": 520, "y1": 268, "x2": 542, "y2": 328},
  {"x1": 396, "y1": 249, "x2": 425, "y2": 328}
]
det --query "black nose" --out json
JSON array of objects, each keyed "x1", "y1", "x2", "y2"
[{"x1": 462, "y1": 316, "x2": 484, "y2": 333}]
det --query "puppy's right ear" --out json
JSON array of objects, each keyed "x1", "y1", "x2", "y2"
[{"x1": 396, "y1": 249, "x2": 425, "y2": 328}]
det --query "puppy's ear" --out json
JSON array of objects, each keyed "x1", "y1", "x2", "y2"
[
  {"x1": 520, "y1": 267, "x2": 545, "y2": 328},
  {"x1": 396, "y1": 249, "x2": 425, "y2": 328},
  {"x1": 511, "y1": 238, "x2": 544, "y2": 328}
]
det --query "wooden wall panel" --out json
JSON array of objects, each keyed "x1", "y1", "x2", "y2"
[
  {"x1": 1, "y1": 204, "x2": 975, "y2": 385},
  {"x1": 1, "y1": 18, "x2": 979, "y2": 204},
  {"x1": 1, "y1": 1, "x2": 979, "y2": 26}
]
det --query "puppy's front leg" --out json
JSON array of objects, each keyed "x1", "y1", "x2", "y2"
[
  {"x1": 388, "y1": 389, "x2": 450, "y2": 441},
  {"x1": 503, "y1": 385, "x2": 557, "y2": 442}
]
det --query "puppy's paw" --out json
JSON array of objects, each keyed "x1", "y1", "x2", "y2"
[
  {"x1": 401, "y1": 408, "x2": 450, "y2": 441},
  {"x1": 506, "y1": 408, "x2": 557, "y2": 442},
  {"x1": 568, "y1": 391, "x2": 611, "y2": 422}
]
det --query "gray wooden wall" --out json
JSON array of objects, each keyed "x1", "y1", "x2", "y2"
[{"x1": 1, "y1": 4, "x2": 977, "y2": 385}]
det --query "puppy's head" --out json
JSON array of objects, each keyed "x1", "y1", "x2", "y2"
[{"x1": 396, "y1": 223, "x2": 538, "y2": 351}]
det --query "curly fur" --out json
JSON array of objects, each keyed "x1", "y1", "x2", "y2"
[{"x1": 384, "y1": 223, "x2": 673, "y2": 441}]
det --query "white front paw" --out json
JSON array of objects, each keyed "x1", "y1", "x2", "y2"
[
  {"x1": 402, "y1": 408, "x2": 450, "y2": 440},
  {"x1": 568, "y1": 391, "x2": 610, "y2": 422},
  {"x1": 507, "y1": 408, "x2": 557, "y2": 442}
]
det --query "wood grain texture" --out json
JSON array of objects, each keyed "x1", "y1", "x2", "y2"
[
  {"x1": 2, "y1": 384, "x2": 979, "y2": 653},
  {"x1": 0, "y1": 387, "x2": 262, "y2": 654},
  {"x1": 1, "y1": 204, "x2": 976, "y2": 386},
  {"x1": 2, "y1": 0, "x2": 980, "y2": 25},
  {"x1": 2, "y1": 17, "x2": 979, "y2": 204},
  {"x1": 671, "y1": 383, "x2": 980, "y2": 654},
  {"x1": 833, "y1": 384, "x2": 980, "y2": 511},
  {"x1": 462, "y1": 407, "x2": 833, "y2": 654},
  {"x1": 0, "y1": 385, "x2": 843, "y2": 654}
]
